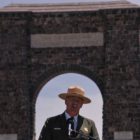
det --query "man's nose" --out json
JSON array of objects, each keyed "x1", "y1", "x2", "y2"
[{"x1": 72, "y1": 100, "x2": 78, "y2": 104}]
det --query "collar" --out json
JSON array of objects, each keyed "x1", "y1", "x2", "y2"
[{"x1": 65, "y1": 111, "x2": 78, "y2": 122}]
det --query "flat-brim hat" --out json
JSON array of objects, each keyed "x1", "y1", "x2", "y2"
[{"x1": 58, "y1": 86, "x2": 91, "y2": 104}]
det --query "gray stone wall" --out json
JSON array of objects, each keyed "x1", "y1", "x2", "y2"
[
  {"x1": 0, "y1": 8, "x2": 140, "y2": 140},
  {"x1": 0, "y1": 13, "x2": 32, "y2": 140},
  {"x1": 103, "y1": 9, "x2": 140, "y2": 140}
]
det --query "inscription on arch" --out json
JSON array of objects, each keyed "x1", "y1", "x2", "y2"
[{"x1": 31, "y1": 32, "x2": 104, "y2": 48}]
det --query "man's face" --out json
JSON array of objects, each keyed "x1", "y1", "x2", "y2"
[{"x1": 65, "y1": 96, "x2": 84, "y2": 116}]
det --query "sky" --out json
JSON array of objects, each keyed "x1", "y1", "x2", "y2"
[{"x1": 0, "y1": 0, "x2": 140, "y2": 8}]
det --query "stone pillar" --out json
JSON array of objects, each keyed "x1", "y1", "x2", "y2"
[
  {"x1": 103, "y1": 8, "x2": 140, "y2": 140},
  {"x1": 0, "y1": 12, "x2": 32, "y2": 140}
]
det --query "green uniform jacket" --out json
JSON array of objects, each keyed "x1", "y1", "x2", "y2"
[{"x1": 39, "y1": 113, "x2": 100, "y2": 140}]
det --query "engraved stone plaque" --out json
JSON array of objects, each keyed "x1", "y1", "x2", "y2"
[
  {"x1": 0, "y1": 134, "x2": 17, "y2": 140},
  {"x1": 31, "y1": 32, "x2": 104, "y2": 48},
  {"x1": 114, "y1": 131, "x2": 133, "y2": 140}
]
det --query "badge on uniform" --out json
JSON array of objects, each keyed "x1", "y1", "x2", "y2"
[{"x1": 84, "y1": 127, "x2": 88, "y2": 132}]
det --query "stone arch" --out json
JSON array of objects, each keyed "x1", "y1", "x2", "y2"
[
  {"x1": 31, "y1": 64, "x2": 104, "y2": 139},
  {"x1": 32, "y1": 64, "x2": 104, "y2": 103}
]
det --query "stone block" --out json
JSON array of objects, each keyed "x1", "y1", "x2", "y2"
[
  {"x1": 0, "y1": 134, "x2": 17, "y2": 140},
  {"x1": 114, "y1": 131, "x2": 133, "y2": 140}
]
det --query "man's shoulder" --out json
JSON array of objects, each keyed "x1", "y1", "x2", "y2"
[
  {"x1": 47, "y1": 113, "x2": 64, "y2": 122},
  {"x1": 79, "y1": 115, "x2": 95, "y2": 124}
]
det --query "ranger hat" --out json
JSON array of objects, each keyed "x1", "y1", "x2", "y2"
[{"x1": 58, "y1": 86, "x2": 91, "y2": 104}]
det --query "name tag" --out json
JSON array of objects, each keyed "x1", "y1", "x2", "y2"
[{"x1": 54, "y1": 127, "x2": 61, "y2": 130}]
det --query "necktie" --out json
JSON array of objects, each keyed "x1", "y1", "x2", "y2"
[
  {"x1": 67, "y1": 117, "x2": 74, "y2": 129},
  {"x1": 67, "y1": 117, "x2": 75, "y2": 137}
]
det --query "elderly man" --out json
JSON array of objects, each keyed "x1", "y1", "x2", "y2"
[{"x1": 39, "y1": 86, "x2": 100, "y2": 140}]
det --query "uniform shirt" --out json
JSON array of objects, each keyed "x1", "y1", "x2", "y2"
[
  {"x1": 39, "y1": 112, "x2": 100, "y2": 140},
  {"x1": 65, "y1": 111, "x2": 78, "y2": 130}
]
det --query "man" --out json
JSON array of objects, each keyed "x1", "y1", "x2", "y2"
[{"x1": 39, "y1": 86, "x2": 100, "y2": 140}]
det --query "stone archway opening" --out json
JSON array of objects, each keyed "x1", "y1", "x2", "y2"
[{"x1": 35, "y1": 72, "x2": 103, "y2": 140}]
